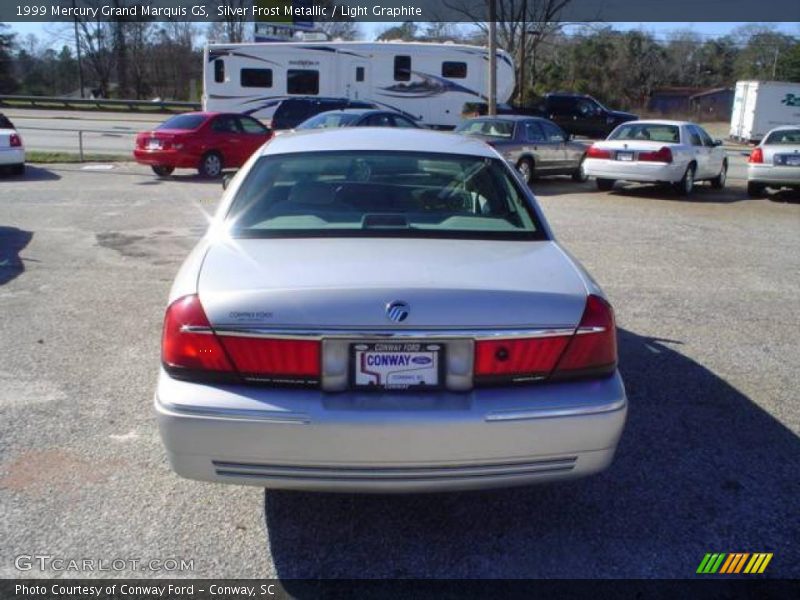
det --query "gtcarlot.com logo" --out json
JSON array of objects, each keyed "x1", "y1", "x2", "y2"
[{"x1": 696, "y1": 552, "x2": 773, "y2": 575}]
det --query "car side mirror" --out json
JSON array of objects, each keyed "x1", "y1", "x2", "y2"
[
  {"x1": 222, "y1": 173, "x2": 234, "y2": 190},
  {"x1": 713, "y1": 139, "x2": 723, "y2": 147}
]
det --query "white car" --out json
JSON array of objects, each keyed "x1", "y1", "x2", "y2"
[
  {"x1": 747, "y1": 125, "x2": 800, "y2": 197},
  {"x1": 584, "y1": 120, "x2": 727, "y2": 196},
  {"x1": 0, "y1": 113, "x2": 25, "y2": 176}
]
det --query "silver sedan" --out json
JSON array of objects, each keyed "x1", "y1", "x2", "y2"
[
  {"x1": 455, "y1": 116, "x2": 589, "y2": 185},
  {"x1": 155, "y1": 128, "x2": 627, "y2": 492},
  {"x1": 747, "y1": 126, "x2": 800, "y2": 197}
]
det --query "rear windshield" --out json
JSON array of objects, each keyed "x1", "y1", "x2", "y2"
[
  {"x1": 157, "y1": 114, "x2": 206, "y2": 130},
  {"x1": 225, "y1": 151, "x2": 544, "y2": 240},
  {"x1": 765, "y1": 129, "x2": 800, "y2": 145},
  {"x1": 609, "y1": 123, "x2": 680, "y2": 143},
  {"x1": 297, "y1": 113, "x2": 361, "y2": 130},
  {"x1": 0, "y1": 114, "x2": 14, "y2": 129},
  {"x1": 455, "y1": 120, "x2": 514, "y2": 139}
]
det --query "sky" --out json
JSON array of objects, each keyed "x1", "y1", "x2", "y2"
[{"x1": 6, "y1": 21, "x2": 799, "y2": 48}]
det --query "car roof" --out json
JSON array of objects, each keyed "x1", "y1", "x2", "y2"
[
  {"x1": 621, "y1": 119, "x2": 691, "y2": 127},
  {"x1": 314, "y1": 108, "x2": 388, "y2": 117},
  {"x1": 765, "y1": 125, "x2": 800, "y2": 132},
  {"x1": 464, "y1": 115, "x2": 543, "y2": 122},
  {"x1": 260, "y1": 128, "x2": 497, "y2": 158}
]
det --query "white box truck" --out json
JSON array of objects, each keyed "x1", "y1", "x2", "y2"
[{"x1": 730, "y1": 80, "x2": 800, "y2": 143}]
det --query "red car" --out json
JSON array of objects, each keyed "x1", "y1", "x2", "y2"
[{"x1": 133, "y1": 112, "x2": 272, "y2": 178}]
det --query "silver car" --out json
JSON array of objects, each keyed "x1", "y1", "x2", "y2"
[
  {"x1": 455, "y1": 116, "x2": 589, "y2": 185},
  {"x1": 155, "y1": 128, "x2": 627, "y2": 493},
  {"x1": 747, "y1": 126, "x2": 800, "y2": 197}
]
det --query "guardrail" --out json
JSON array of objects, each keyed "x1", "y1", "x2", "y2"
[
  {"x1": 18, "y1": 125, "x2": 137, "y2": 162},
  {"x1": 0, "y1": 95, "x2": 200, "y2": 113}
]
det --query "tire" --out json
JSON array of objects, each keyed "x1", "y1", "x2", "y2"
[
  {"x1": 747, "y1": 181, "x2": 766, "y2": 198},
  {"x1": 710, "y1": 160, "x2": 727, "y2": 189},
  {"x1": 572, "y1": 157, "x2": 588, "y2": 182},
  {"x1": 198, "y1": 152, "x2": 223, "y2": 179},
  {"x1": 674, "y1": 164, "x2": 696, "y2": 197},
  {"x1": 11, "y1": 163, "x2": 24, "y2": 176},
  {"x1": 596, "y1": 178, "x2": 615, "y2": 191},
  {"x1": 516, "y1": 158, "x2": 534, "y2": 185},
  {"x1": 151, "y1": 165, "x2": 175, "y2": 177}
]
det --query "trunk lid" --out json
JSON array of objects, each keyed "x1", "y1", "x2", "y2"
[
  {"x1": 197, "y1": 238, "x2": 588, "y2": 329},
  {"x1": 0, "y1": 129, "x2": 13, "y2": 148}
]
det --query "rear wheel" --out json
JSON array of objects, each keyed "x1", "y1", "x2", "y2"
[
  {"x1": 151, "y1": 165, "x2": 175, "y2": 177},
  {"x1": 674, "y1": 165, "x2": 695, "y2": 197},
  {"x1": 747, "y1": 181, "x2": 766, "y2": 198},
  {"x1": 596, "y1": 178, "x2": 615, "y2": 191},
  {"x1": 516, "y1": 158, "x2": 534, "y2": 185},
  {"x1": 710, "y1": 160, "x2": 727, "y2": 189},
  {"x1": 11, "y1": 163, "x2": 24, "y2": 176},
  {"x1": 199, "y1": 152, "x2": 223, "y2": 179},
  {"x1": 572, "y1": 157, "x2": 588, "y2": 182}
]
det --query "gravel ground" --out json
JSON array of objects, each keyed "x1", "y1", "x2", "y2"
[{"x1": 0, "y1": 157, "x2": 798, "y2": 579}]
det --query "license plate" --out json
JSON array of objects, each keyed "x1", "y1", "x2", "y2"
[
  {"x1": 616, "y1": 151, "x2": 634, "y2": 161},
  {"x1": 782, "y1": 155, "x2": 800, "y2": 166},
  {"x1": 351, "y1": 342, "x2": 442, "y2": 390},
  {"x1": 147, "y1": 140, "x2": 162, "y2": 150}
]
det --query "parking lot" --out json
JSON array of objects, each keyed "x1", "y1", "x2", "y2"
[{"x1": 0, "y1": 154, "x2": 798, "y2": 578}]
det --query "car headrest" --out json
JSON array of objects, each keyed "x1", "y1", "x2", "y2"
[{"x1": 287, "y1": 181, "x2": 334, "y2": 205}]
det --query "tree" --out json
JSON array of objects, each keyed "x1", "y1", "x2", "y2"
[
  {"x1": 376, "y1": 22, "x2": 419, "y2": 42},
  {"x1": 0, "y1": 23, "x2": 18, "y2": 93}
]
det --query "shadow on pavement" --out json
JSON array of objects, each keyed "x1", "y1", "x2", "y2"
[
  {"x1": 608, "y1": 182, "x2": 751, "y2": 204},
  {"x1": 0, "y1": 226, "x2": 33, "y2": 286},
  {"x1": 264, "y1": 328, "x2": 799, "y2": 579},
  {"x1": 2, "y1": 165, "x2": 60, "y2": 182}
]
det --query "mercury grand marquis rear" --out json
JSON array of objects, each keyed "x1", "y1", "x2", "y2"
[{"x1": 155, "y1": 128, "x2": 627, "y2": 492}]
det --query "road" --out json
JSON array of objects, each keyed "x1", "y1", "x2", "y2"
[
  {"x1": 0, "y1": 157, "x2": 798, "y2": 578},
  {"x1": 3, "y1": 109, "x2": 163, "y2": 155}
]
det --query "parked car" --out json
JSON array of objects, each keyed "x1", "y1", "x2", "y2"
[
  {"x1": 747, "y1": 125, "x2": 800, "y2": 197},
  {"x1": 532, "y1": 93, "x2": 638, "y2": 139},
  {"x1": 0, "y1": 113, "x2": 25, "y2": 176},
  {"x1": 296, "y1": 109, "x2": 421, "y2": 130},
  {"x1": 270, "y1": 97, "x2": 377, "y2": 130},
  {"x1": 455, "y1": 116, "x2": 589, "y2": 184},
  {"x1": 134, "y1": 112, "x2": 272, "y2": 178},
  {"x1": 155, "y1": 128, "x2": 627, "y2": 493},
  {"x1": 583, "y1": 120, "x2": 727, "y2": 196}
]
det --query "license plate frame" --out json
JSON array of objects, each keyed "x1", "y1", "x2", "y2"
[
  {"x1": 350, "y1": 342, "x2": 444, "y2": 391},
  {"x1": 616, "y1": 151, "x2": 634, "y2": 162}
]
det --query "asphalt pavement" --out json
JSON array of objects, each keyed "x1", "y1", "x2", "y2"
[{"x1": 0, "y1": 157, "x2": 798, "y2": 578}]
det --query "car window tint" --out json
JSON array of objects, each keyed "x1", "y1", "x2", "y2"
[
  {"x1": 212, "y1": 115, "x2": 242, "y2": 133},
  {"x1": 765, "y1": 129, "x2": 800, "y2": 144},
  {"x1": 610, "y1": 123, "x2": 680, "y2": 143},
  {"x1": 391, "y1": 116, "x2": 418, "y2": 128},
  {"x1": 687, "y1": 126, "x2": 703, "y2": 146},
  {"x1": 540, "y1": 122, "x2": 565, "y2": 142},
  {"x1": 524, "y1": 121, "x2": 545, "y2": 142},
  {"x1": 157, "y1": 114, "x2": 207, "y2": 130},
  {"x1": 226, "y1": 151, "x2": 544, "y2": 241},
  {"x1": 238, "y1": 116, "x2": 268, "y2": 134},
  {"x1": 455, "y1": 120, "x2": 514, "y2": 138},
  {"x1": 0, "y1": 114, "x2": 14, "y2": 129},
  {"x1": 364, "y1": 114, "x2": 393, "y2": 127},
  {"x1": 298, "y1": 113, "x2": 359, "y2": 129}
]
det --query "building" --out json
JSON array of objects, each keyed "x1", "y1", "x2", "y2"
[{"x1": 648, "y1": 87, "x2": 734, "y2": 121}]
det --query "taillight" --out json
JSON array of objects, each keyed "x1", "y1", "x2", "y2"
[
  {"x1": 587, "y1": 145, "x2": 611, "y2": 159},
  {"x1": 9, "y1": 133, "x2": 21, "y2": 147},
  {"x1": 162, "y1": 295, "x2": 236, "y2": 378},
  {"x1": 217, "y1": 337, "x2": 320, "y2": 380},
  {"x1": 748, "y1": 147, "x2": 763, "y2": 164},
  {"x1": 638, "y1": 146, "x2": 672, "y2": 163},
  {"x1": 473, "y1": 294, "x2": 617, "y2": 385},
  {"x1": 161, "y1": 294, "x2": 321, "y2": 385},
  {"x1": 551, "y1": 295, "x2": 617, "y2": 380}
]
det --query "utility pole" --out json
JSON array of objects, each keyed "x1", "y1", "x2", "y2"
[
  {"x1": 772, "y1": 47, "x2": 779, "y2": 79},
  {"x1": 72, "y1": 0, "x2": 84, "y2": 98},
  {"x1": 519, "y1": 0, "x2": 527, "y2": 106},
  {"x1": 488, "y1": 0, "x2": 497, "y2": 115}
]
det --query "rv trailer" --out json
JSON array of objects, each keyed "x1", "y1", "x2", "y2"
[{"x1": 203, "y1": 41, "x2": 516, "y2": 129}]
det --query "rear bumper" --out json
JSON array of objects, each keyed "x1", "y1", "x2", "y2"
[
  {"x1": 155, "y1": 369, "x2": 627, "y2": 492},
  {"x1": 133, "y1": 148, "x2": 198, "y2": 169},
  {"x1": 0, "y1": 147, "x2": 25, "y2": 166},
  {"x1": 584, "y1": 158, "x2": 685, "y2": 183},
  {"x1": 748, "y1": 164, "x2": 800, "y2": 186}
]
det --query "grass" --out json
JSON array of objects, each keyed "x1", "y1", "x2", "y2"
[{"x1": 26, "y1": 151, "x2": 130, "y2": 164}]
